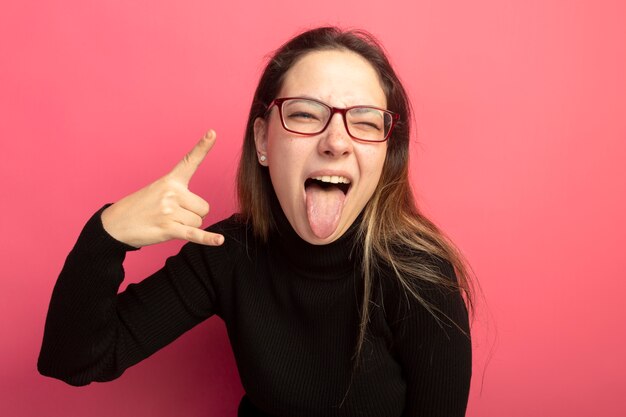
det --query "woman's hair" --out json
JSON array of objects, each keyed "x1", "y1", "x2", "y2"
[{"x1": 237, "y1": 26, "x2": 475, "y2": 364}]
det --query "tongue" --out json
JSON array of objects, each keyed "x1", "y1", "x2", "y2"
[{"x1": 305, "y1": 182, "x2": 346, "y2": 239}]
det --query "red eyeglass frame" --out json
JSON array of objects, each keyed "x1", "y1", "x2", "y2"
[{"x1": 265, "y1": 97, "x2": 400, "y2": 143}]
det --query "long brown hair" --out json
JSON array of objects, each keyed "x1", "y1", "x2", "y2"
[{"x1": 236, "y1": 27, "x2": 475, "y2": 364}]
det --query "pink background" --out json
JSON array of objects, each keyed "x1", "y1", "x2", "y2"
[{"x1": 1, "y1": 0, "x2": 625, "y2": 416}]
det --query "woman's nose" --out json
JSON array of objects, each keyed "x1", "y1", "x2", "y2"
[{"x1": 317, "y1": 114, "x2": 353, "y2": 157}]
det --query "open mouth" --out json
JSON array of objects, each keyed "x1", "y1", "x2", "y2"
[
  {"x1": 303, "y1": 175, "x2": 352, "y2": 239},
  {"x1": 304, "y1": 176, "x2": 351, "y2": 195}
]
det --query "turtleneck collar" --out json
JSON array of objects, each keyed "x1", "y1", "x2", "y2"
[{"x1": 267, "y1": 190, "x2": 363, "y2": 280}]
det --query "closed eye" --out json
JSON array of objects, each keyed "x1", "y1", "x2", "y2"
[
  {"x1": 287, "y1": 112, "x2": 320, "y2": 121},
  {"x1": 353, "y1": 121, "x2": 382, "y2": 131}
]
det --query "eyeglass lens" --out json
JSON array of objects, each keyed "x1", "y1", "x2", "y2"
[{"x1": 281, "y1": 98, "x2": 392, "y2": 141}]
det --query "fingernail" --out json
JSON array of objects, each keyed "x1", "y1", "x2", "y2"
[{"x1": 216, "y1": 235, "x2": 224, "y2": 245}]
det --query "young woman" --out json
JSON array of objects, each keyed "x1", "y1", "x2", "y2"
[{"x1": 39, "y1": 27, "x2": 474, "y2": 416}]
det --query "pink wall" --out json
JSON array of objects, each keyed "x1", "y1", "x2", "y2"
[{"x1": 1, "y1": 0, "x2": 625, "y2": 415}]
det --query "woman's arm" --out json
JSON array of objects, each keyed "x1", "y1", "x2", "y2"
[
  {"x1": 38, "y1": 132, "x2": 228, "y2": 386},
  {"x1": 37, "y1": 206, "x2": 226, "y2": 386},
  {"x1": 390, "y1": 258, "x2": 472, "y2": 417}
]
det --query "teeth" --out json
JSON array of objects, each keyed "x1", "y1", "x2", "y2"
[{"x1": 312, "y1": 175, "x2": 351, "y2": 184}]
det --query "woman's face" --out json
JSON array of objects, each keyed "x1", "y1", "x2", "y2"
[{"x1": 254, "y1": 49, "x2": 388, "y2": 244}]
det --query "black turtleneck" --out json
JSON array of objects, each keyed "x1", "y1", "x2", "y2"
[{"x1": 38, "y1": 204, "x2": 471, "y2": 416}]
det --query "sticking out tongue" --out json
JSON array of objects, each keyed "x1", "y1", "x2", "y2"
[{"x1": 305, "y1": 181, "x2": 346, "y2": 239}]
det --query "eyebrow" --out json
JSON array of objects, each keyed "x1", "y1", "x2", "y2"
[{"x1": 287, "y1": 95, "x2": 384, "y2": 109}]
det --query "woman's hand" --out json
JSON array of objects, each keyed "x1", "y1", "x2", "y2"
[{"x1": 101, "y1": 130, "x2": 224, "y2": 248}]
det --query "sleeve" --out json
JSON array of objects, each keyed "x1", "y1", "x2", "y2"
[
  {"x1": 388, "y1": 257, "x2": 472, "y2": 417},
  {"x1": 37, "y1": 205, "x2": 230, "y2": 386}
]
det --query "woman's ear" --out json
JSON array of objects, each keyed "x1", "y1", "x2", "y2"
[{"x1": 253, "y1": 117, "x2": 268, "y2": 166}]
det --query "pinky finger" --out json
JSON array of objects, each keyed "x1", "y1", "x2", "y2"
[{"x1": 174, "y1": 224, "x2": 225, "y2": 246}]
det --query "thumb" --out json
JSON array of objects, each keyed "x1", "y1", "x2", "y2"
[{"x1": 169, "y1": 130, "x2": 216, "y2": 185}]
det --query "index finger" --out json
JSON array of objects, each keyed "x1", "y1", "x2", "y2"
[{"x1": 169, "y1": 130, "x2": 216, "y2": 185}]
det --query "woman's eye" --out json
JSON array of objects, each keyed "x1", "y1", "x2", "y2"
[
  {"x1": 288, "y1": 112, "x2": 320, "y2": 121},
  {"x1": 354, "y1": 121, "x2": 382, "y2": 131}
]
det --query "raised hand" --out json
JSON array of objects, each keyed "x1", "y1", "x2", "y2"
[{"x1": 101, "y1": 130, "x2": 224, "y2": 248}]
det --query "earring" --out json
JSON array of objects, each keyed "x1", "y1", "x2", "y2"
[{"x1": 260, "y1": 155, "x2": 267, "y2": 162}]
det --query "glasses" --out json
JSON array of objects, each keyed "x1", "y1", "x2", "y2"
[{"x1": 265, "y1": 97, "x2": 399, "y2": 143}]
